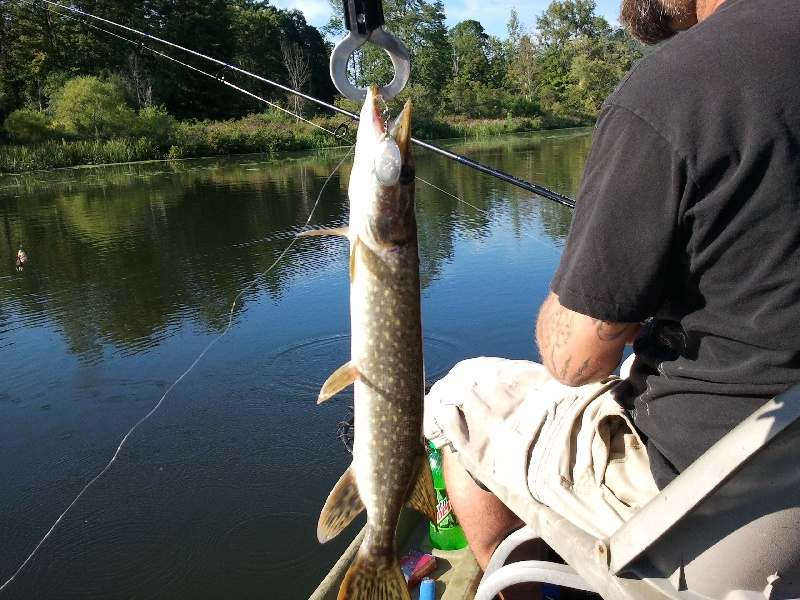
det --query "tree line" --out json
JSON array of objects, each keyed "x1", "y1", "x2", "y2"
[{"x1": 0, "y1": 0, "x2": 646, "y2": 153}]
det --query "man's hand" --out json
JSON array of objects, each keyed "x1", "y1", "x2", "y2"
[{"x1": 535, "y1": 292, "x2": 641, "y2": 386}]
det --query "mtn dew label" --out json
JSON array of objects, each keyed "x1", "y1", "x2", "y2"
[
  {"x1": 428, "y1": 442, "x2": 468, "y2": 549},
  {"x1": 434, "y1": 488, "x2": 459, "y2": 529}
]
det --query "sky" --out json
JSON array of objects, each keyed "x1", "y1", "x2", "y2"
[{"x1": 268, "y1": 0, "x2": 623, "y2": 40}]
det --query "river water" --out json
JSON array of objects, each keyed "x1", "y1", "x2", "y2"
[{"x1": 0, "y1": 128, "x2": 591, "y2": 599}]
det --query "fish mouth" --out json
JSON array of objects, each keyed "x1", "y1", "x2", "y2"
[
  {"x1": 364, "y1": 84, "x2": 412, "y2": 164},
  {"x1": 388, "y1": 96, "x2": 411, "y2": 165}
]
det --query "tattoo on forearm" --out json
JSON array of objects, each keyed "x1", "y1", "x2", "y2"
[
  {"x1": 538, "y1": 294, "x2": 573, "y2": 378},
  {"x1": 538, "y1": 294, "x2": 633, "y2": 386},
  {"x1": 591, "y1": 318, "x2": 632, "y2": 342},
  {"x1": 571, "y1": 358, "x2": 602, "y2": 386}
]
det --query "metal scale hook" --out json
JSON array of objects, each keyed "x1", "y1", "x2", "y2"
[{"x1": 329, "y1": 0, "x2": 411, "y2": 103}]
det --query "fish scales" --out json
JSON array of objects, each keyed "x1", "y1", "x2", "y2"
[
  {"x1": 352, "y1": 232, "x2": 423, "y2": 552},
  {"x1": 307, "y1": 85, "x2": 437, "y2": 600}
]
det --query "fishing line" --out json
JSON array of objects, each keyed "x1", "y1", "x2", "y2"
[
  {"x1": 30, "y1": 0, "x2": 575, "y2": 207},
  {"x1": 0, "y1": 145, "x2": 355, "y2": 594}
]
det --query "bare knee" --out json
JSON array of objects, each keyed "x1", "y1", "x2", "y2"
[{"x1": 441, "y1": 447, "x2": 527, "y2": 569}]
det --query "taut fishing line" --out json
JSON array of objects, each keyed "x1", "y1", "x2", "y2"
[{"x1": 0, "y1": 145, "x2": 355, "y2": 593}]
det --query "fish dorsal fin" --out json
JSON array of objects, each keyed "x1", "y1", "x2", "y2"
[
  {"x1": 405, "y1": 452, "x2": 437, "y2": 523},
  {"x1": 317, "y1": 464, "x2": 365, "y2": 543},
  {"x1": 318, "y1": 361, "x2": 360, "y2": 404}
]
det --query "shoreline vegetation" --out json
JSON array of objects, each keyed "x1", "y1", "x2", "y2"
[{"x1": 0, "y1": 109, "x2": 589, "y2": 174}]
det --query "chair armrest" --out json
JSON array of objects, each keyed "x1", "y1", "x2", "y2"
[{"x1": 608, "y1": 383, "x2": 800, "y2": 575}]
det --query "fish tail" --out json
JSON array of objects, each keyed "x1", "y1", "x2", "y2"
[{"x1": 338, "y1": 545, "x2": 410, "y2": 600}]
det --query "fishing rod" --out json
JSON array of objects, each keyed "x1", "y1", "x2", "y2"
[{"x1": 34, "y1": 0, "x2": 576, "y2": 209}]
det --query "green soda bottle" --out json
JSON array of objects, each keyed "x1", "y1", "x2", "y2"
[{"x1": 428, "y1": 442, "x2": 468, "y2": 550}]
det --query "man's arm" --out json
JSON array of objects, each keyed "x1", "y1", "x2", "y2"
[{"x1": 536, "y1": 291, "x2": 641, "y2": 387}]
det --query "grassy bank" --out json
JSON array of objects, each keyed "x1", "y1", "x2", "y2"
[{"x1": 0, "y1": 110, "x2": 592, "y2": 174}]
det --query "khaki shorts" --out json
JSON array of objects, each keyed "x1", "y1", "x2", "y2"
[{"x1": 423, "y1": 357, "x2": 659, "y2": 539}]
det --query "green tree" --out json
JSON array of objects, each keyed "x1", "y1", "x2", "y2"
[
  {"x1": 274, "y1": 9, "x2": 336, "y2": 108},
  {"x1": 507, "y1": 33, "x2": 541, "y2": 112},
  {"x1": 563, "y1": 35, "x2": 631, "y2": 113},
  {"x1": 3, "y1": 108, "x2": 51, "y2": 143},
  {"x1": 486, "y1": 35, "x2": 508, "y2": 88},
  {"x1": 50, "y1": 75, "x2": 136, "y2": 139},
  {"x1": 1, "y1": 0, "x2": 66, "y2": 112},
  {"x1": 449, "y1": 20, "x2": 490, "y2": 83},
  {"x1": 63, "y1": 0, "x2": 148, "y2": 75},
  {"x1": 407, "y1": 0, "x2": 451, "y2": 92},
  {"x1": 506, "y1": 8, "x2": 523, "y2": 52},
  {"x1": 536, "y1": 0, "x2": 609, "y2": 45},
  {"x1": 232, "y1": 3, "x2": 334, "y2": 115},
  {"x1": 144, "y1": 0, "x2": 240, "y2": 119},
  {"x1": 533, "y1": 0, "x2": 644, "y2": 116},
  {"x1": 502, "y1": 11, "x2": 540, "y2": 115},
  {"x1": 0, "y1": 0, "x2": 18, "y2": 120}
]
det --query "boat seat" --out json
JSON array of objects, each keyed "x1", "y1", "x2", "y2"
[{"x1": 469, "y1": 381, "x2": 800, "y2": 600}]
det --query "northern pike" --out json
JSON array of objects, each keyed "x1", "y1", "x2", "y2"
[{"x1": 306, "y1": 85, "x2": 436, "y2": 600}]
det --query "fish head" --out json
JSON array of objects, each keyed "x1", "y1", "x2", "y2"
[{"x1": 348, "y1": 84, "x2": 415, "y2": 249}]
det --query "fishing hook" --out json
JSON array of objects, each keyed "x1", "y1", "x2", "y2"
[{"x1": 329, "y1": 0, "x2": 411, "y2": 102}]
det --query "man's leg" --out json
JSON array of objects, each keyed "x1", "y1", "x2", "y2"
[{"x1": 442, "y1": 447, "x2": 541, "y2": 600}]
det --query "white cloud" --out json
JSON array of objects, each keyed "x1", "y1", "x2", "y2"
[{"x1": 269, "y1": 0, "x2": 332, "y2": 28}]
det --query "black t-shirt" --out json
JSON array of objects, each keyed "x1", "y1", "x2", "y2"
[{"x1": 551, "y1": 0, "x2": 800, "y2": 487}]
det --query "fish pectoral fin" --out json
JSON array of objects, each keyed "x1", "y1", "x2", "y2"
[
  {"x1": 297, "y1": 226, "x2": 349, "y2": 237},
  {"x1": 318, "y1": 361, "x2": 360, "y2": 404},
  {"x1": 405, "y1": 452, "x2": 437, "y2": 523},
  {"x1": 318, "y1": 465, "x2": 365, "y2": 543}
]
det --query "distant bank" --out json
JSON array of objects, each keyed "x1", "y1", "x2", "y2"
[{"x1": 1, "y1": 111, "x2": 589, "y2": 175}]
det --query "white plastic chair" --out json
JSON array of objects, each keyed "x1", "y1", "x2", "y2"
[{"x1": 470, "y1": 382, "x2": 800, "y2": 600}]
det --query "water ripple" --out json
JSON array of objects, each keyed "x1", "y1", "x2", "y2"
[{"x1": 271, "y1": 334, "x2": 352, "y2": 396}]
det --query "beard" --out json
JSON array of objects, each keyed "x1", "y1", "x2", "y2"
[{"x1": 620, "y1": 0, "x2": 698, "y2": 44}]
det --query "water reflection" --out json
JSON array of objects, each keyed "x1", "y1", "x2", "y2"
[
  {"x1": 0, "y1": 128, "x2": 590, "y2": 599},
  {"x1": 1, "y1": 131, "x2": 586, "y2": 362}
]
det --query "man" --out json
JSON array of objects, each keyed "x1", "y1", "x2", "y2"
[{"x1": 424, "y1": 0, "x2": 800, "y2": 594}]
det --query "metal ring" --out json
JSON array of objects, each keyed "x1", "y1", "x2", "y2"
[
  {"x1": 333, "y1": 121, "x2": 350, "y2": 140},
  {"x1": 329, "y1": 27, "x2": 411, "y2": 102}
]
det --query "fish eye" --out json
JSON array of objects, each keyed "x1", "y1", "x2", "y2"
[
  {"x1": 399, "y1": 164, "x2": 414, "y2": 184},
  {"x1": 374, "y1": 135, "x2": 402, "y2": 186}
]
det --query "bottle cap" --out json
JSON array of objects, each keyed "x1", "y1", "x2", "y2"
[{"x1": 419, "y1": 577, "x2": 435, "y2": 600}]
